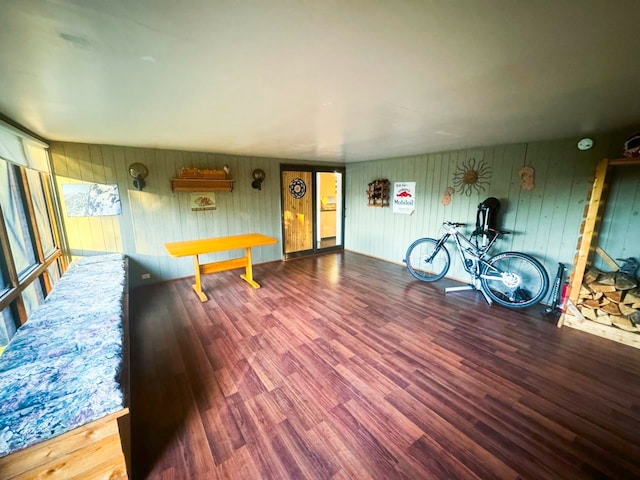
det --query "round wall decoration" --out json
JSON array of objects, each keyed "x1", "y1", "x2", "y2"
[
  {"x1": 452, "y1": 157, "x2": 491, "y2": 196},
  {"x1": 289, "y1": 178, "x2": 307, "y2": 198}
]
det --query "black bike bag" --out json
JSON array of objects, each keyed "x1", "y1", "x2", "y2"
[{"x1": 473, "y1": 197, "x2": 501, "y2": 236}]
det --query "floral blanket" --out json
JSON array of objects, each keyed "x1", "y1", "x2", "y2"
[{"x1": 0, "y1": 254, "x2": 127, "y2": 456}]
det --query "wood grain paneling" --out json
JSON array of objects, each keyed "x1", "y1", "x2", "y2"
[
  {"x1": 49, "y1": 143, "x2": 283, "y2": 287},
  {"x1": 596, "y1": 166, "x2": 640, "y2": 269},
  {"x1": 49, "y1": 132, "x2": 627, "y2": 294},
  {"x1": 282, "y1": 170, "x2": 313, "y2": 254},
  {"x1": 344, "y1": 139, "x2": 618, "y2": 303},
  {"x1": 130, "y1": 252, "x2": 640, "y2": 479}
]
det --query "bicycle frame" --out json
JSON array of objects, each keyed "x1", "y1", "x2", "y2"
[
  {"x1": 435, "y1": 224, "x2": 504, "y2": 304},
  {"x1": 435, "y1": 225, "x2": 499, "y2": 277},
  {"x1": 406, "y1": 221, "x2": 549, "y2": 308}
]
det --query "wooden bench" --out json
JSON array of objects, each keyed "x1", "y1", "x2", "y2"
[
  {"x1": 0, "y1": 254, "x2": 130, "y2": 479},
  {"x1": 0, "y1": 410, "x2": 129, "y2": 479}
]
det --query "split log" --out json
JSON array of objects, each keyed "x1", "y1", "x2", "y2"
[
  {"x1": 615, "y1": 274, "x2": 637, "y2": 291},
  {"x1": 619, "y1": 303, "x2": 638, "y2": 317},
  {"x1": 593, "y1": 312, "x2": 612, "y2": 325},
  {"x1": 610, "y1": 315, "x2": 637, "y2": 331},
  {"x1": 581, "y1": 299, "x2": 600, "y2": 309},
  {"x1": 590, "y1": 284, "x2": 617, "y2": 293},
  {"x1": 600, "y1": 303, "x2": 622, "y2": 316},
  {"x1": 598, "y1": 272, "x2": 617, "y2": 285},
  {"x1": 583, "y1": 268, "x2": 602, "y2": 285},
  {"x1": 603, "y1": 290, "x2": 623, "y2": 303},
  {"x1": 579, "y1": 284, "x2": 591, "y2": 297},
  {"x1": 575, "y1": 265, "x2": 640, "y2": 333},
  {"x1": 623, "y1": 288, "x2": 640, "y2": 304},
  {"x1": 581, "y1": 307, "x2": 597, "y2": 321}
]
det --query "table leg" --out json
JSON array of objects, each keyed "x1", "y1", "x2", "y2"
[
  {"x1": 240, "y1": 247, "x2": 261, "y2": 288},
  {"x1": 191, "y1": 254, "x2": 208, "y2": 302}
]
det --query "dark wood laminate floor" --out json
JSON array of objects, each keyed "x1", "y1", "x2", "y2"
[{"x1": 130, "y1": 252, "x2": 640, "y2": 479}]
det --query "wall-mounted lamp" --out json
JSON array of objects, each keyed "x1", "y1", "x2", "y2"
[
  {"x1": 129, "y1": 162, "x2": 149, "y2": 190},
  {"x1": 251, "y1": 168, "x2": 266, "y2": 190}
]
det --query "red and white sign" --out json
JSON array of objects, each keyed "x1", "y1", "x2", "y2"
[{"x1": 393, "y1": 182, "x2": 416, "y2": 214}]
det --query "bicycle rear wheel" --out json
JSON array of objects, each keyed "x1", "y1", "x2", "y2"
[
  {"x1": 481, "y1": 252, "x2": 549, "y2": 309},
  {"x1": 405, "y1": 238, "x2": 450, "y2": 282}
]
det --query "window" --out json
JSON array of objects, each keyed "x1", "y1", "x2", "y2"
[
  {"x1": 0, "y1": 159, "x2": 37, "y2": 277},
  {"x1": 22, "y1": 281, "x2": 45, "y2": 318},
  {"x1": 47, "y1": 262, "x2": 61, "y2": 285},
  {"x1": 0, "y1": 247, "x2": 10, "y2": 297},
  {"x1": 1, "y1": 304, "x2": 18, "y2": 346},
  {"x1": 0, "y1": 157, "x2": 62, "y2": 346},
  {"x1": 26, "y1": 169, "x2": 56, "y2": 257}
]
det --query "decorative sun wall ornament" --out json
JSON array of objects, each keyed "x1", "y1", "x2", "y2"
[{"x1": 452, "y1": 158, "x2": 491, "y2": 196}]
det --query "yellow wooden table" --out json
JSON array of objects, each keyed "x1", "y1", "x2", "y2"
[{"x1": 164, "y1": 233, "x2": 278, "y2": 302}]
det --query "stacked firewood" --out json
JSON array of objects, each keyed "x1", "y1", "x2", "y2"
[{"x1": 577, "y1": 260, "x2": 640, "y2": 332}]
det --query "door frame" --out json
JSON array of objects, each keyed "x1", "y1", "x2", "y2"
[{"x1": 280, "y1": 164, "x2": 346, "y2": 259}]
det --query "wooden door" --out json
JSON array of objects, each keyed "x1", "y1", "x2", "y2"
[{"x1": 282, "y1": 170, "x2": 313, "y2": 255}]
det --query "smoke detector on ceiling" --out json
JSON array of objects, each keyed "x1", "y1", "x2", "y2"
[{"x1": 577, "y1": 138, "x2": 594, "y2": 151}]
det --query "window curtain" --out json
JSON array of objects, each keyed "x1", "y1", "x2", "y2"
[{"x1": 0, "y1": 120, "x2": 49, "y2": 172}]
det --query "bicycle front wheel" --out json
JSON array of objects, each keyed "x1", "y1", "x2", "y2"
[
  {"x1": 405, "y1": 238, "x2": 450, "y2": 282},
  {"x1": 481, "y1": 252, "x2": 549, "y2": 309}
]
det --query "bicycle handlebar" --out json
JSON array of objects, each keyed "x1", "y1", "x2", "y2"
[
  {"x1": 443, "y1": 221, "x2": 511, "y2": 235},
  {"x1": 488, "y1": 227, "x2": 511, "y2": 235}
]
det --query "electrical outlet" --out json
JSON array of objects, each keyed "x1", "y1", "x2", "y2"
[{"x1": 141, "y1": 273, "x2": 151, "y2": 280}]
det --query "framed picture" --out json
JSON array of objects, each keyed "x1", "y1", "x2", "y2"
[
  {"x1": 190, "y1": 192, "x2": 216, "y2": 211},
  {"x1": 61, "y1": 183, "x2": 122, "y2": 217}
]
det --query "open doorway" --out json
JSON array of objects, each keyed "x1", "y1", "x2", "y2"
[
  {"x1": 316, "y1": 171, "x2": 342, "y2": 249},
  {"x1": 281, "y1": 165, "x2": 344, "y2": 259}
]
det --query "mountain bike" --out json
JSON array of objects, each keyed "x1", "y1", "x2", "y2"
[{"x1": 404, "y1": 221, "x2": 549, "y2": 309}]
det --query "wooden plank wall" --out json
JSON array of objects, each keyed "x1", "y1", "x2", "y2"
[
  {"x1": 344, "y1": 137, "x2": 621, "y2": 302},
  {"x1": 49, "y1": 130, "x2": 632, "y2": 293},
  {"x1": 281, "y1": 170, "x2": 313, "y2": 253},
  {"x1": 49, "y1": 143, "x2": 283, "y2": 287},
  {"x1": 595, "y1": 166, "x2": 640, "y2": 271}
]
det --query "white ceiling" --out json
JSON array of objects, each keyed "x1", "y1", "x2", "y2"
[{"x1": 1, "y1": 1, "x2": 639, "y2": 163}]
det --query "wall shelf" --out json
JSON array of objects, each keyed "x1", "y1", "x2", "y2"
[
  {"x1": 171, "y1": 167, "x2": 234, "y2": 192},
  {"x1": 171, "y1": 178, "x2": 234, "y2": 192},
  {"x1": 367, "y1": 179, "x2": 390, "y2": 207}
]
